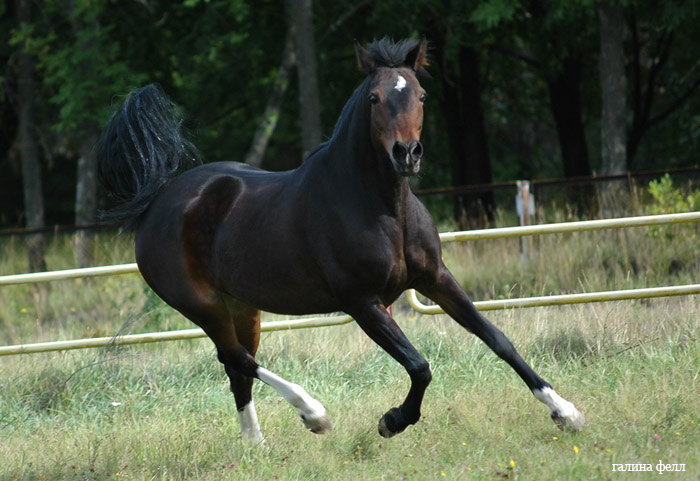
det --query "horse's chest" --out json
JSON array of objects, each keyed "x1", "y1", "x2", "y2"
[{"x1": 338, "y1": 227, "x2": 410, "y2": 287}]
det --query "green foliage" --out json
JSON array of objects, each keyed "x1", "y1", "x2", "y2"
[
  {"x1": 645, "y1": 174, "x2": 700, "y2": 241},
  {"x1": 9, "y1": 0, "x2": 147, "y2": 145},
  {"x1": 470, "y1": 0, "x2": 520, "y2": 30},
  {"x1": 648, "y1": 174, "x2": 700, "y2": 215},
  {"x1": 3, "y1": 0, "x2": 700, "y2": 228}
]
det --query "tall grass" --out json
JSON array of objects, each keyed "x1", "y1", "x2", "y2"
[{"x1": 1, "y1": 190, "x2": 699, "y2": 480}]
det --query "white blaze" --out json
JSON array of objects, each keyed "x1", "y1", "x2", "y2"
[{"x1": 395, "y1": 75, "x2": 406, "y2": 92}]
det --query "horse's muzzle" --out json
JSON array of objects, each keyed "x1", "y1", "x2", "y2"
[{"x1": 391, "y1": 140, "x2": 422, "y2": 176}]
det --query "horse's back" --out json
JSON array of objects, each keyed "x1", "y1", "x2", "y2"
[{"x1": 134, "y1": 161, "x2": 335, "y2": 314}]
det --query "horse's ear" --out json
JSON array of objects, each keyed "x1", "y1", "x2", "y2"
[
  {"x1": 355, "y1": 39, "x2": 377, "y2": 74},
  {"x1": 405, "y1": 38, "x2": 429, "y2": 72}
]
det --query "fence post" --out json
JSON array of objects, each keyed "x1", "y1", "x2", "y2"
[{"x1": 516, "y1": 180, "x2": 535, "y2": 262}]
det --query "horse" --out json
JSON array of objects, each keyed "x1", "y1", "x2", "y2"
[{"x1": 97, "y1": 38, "x2": 585, "y2": 444}]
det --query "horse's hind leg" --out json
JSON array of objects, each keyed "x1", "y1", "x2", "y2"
[
  {"x1": 223, "y1": 305, "x2": 264, "y2": 444},
  {"x1": 420, "y1": 268, "x2": 585, "y2": 431},
  {"x1": 204, "y1": 298, "x2": 331, "y2": 438},
  {"x1": 148, "y1": 175, "x2": 328, "y2": 440}
]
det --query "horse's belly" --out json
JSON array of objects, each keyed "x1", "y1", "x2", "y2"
[{"x1": 216, "y1": 262, "x2": 341, "y2": 315}]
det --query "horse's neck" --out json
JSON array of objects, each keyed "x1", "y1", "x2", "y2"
[
  {"x1": 307, "y1": 80, "x2": 410, "y2": 219},
  {"x1": 314, "y1": 143, "x2": 409, "y2": 220}
]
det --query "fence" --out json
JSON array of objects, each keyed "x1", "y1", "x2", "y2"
[
  {"x1": 4, "y1": 167, "x2": 699, "y2": 239},
  {"x1": 1, "y1": 212, "x2": 699, "y2": 356}
]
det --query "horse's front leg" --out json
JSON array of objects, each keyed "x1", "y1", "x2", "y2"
[
  {"x1": 418, "y1": 268, "x2": 585, "y2": 431},
  {"x1": 346, "y1": 301, "x2": 432, "y2": 438}
]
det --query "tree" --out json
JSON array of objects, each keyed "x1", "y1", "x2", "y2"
[
  {"x1": 244, "y1": 21, "x2": 296, "y2": 168},
  {"x1": 27, "y1": 1, "x2": 148, "y2": 265},
  {"x1": 598, "y1": 1, "x2": 627, "y2": 177},
  {"x1": 2, "y1": 0, "x2": 698, "y2": 235},
  {"x1": 69, "y1": 2, "x2": 100, "y2": 267},
  {"x1": 471, "y1": 0, "x2": 598, "y2": 211},
  {"x1": 431, "y1": 25, "x2": 494, "y2": 226},
  {"x1": 627, "y1": 1, "x2": 700, "y2": 167},
  {"x1": 290, "y1": 0, "x2": 322, "y2": 160},
  {"x1": 598, "y1": 1, "x2": 628, "y2": 215},
  {"x1": 14, "y1": 0, "x2": 46, "y2": 272}
]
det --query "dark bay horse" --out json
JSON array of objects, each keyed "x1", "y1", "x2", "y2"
[{"x1": 97, "y1": 38, "x2": 584, "y2": 444}]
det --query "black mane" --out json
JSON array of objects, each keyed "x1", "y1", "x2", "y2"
[{"x1": 365, "y1": 37, "x2": 422, "y2": 68}]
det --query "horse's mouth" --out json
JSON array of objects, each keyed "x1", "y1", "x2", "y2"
[{"x1": 392, "y1": 157, "x2": 421, "y2": 177}]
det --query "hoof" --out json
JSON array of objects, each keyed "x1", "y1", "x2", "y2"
[
  {"x1": 533, "y1": 387, "x2": 586, "y2": 432},
  {"x1": 378, "y1": 417, "x2": 397, "y2": 438},
  {"x1": 378, "y1": 407, "x2": 407, "y2": 438},
  {"x1": 552, "y1": 407, "x2": 586, "y2": 432},
  {"x1": 301, "y1": 411, "x2": 332, "y2": 434}
]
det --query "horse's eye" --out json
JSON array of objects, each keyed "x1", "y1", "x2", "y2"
[
  {"x1": 419, "y1": 93, "x2": 427, "y2": 103},
  {"x1": 368, "y1": 93, "x2": 379, "y2": 105}
]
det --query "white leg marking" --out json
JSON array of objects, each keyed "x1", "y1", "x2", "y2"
[
  {"x1": 238, "y1": 402, "x2": 265, "y2": 445},
  {"x1": 256, "y1": 367, "x2": 331, "y2": 434},
  {"x1": 533, "y1": 387, "x2": 586, "y2": 431}
]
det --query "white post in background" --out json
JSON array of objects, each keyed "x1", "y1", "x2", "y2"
[{"x1": 516, "y1": 180, "x2": 536, "y2": 262}]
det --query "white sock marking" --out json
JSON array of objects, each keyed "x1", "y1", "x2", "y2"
[
  {"x1": 533, "y1": 386, "x2": 586, "y2": 430},
  {"x1": 238, "y1": 402, "x2": 264, "y2": 444},
  {"x1": 256, "y1": 367, "x2": 331, "y2": 433},
  {"x1": 395, "y1": 74, "x2": 406, "y2": 91}
]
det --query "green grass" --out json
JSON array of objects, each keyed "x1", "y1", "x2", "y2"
[
  {"x1": 1, "y1": 201, "x2": 699, "y2": 480},
  {"x1": 1, "y1": 302, "x2": 699, "y2": 480}
]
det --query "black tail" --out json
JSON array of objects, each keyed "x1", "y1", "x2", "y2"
[{"x1": 96, "y1": 84, "x2": 200, "y2": 229}]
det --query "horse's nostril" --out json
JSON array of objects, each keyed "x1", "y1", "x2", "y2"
[
  {"x1": 392, "y1": 142, "x2": 408, "y2": 161},
  {"x1": 410, "y1": 141, "x2": 423, "y2": 159}
]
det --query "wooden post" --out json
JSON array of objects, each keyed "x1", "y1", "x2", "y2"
[{"x1": 516, "y1": 181, "x2": 535, "y2": 262}]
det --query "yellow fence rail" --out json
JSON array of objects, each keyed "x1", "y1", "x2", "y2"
[
  {"x1": 1, "y1": 211, "x2": 698, "y2": 356},
  {"x1": 0, "y1": 315, "x2": 353, "y2": 356},
  {"x1": 405, "y1": 284, "x2": 700, "y2": 314},
  {"x1": 0, "y1": 263, "x2": 139, "y2": 286},
  {"x1": 437, "y1": 211, "x2": 700, "y2": 242}
]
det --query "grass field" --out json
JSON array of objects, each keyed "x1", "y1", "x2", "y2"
[{"x1": 1, "y1": 201, "x2": 699, "y2": 480}]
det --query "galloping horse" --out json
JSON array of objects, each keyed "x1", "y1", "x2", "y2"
[{"x1": 97, "y1": 38, "x2": 584, "y2": 444}]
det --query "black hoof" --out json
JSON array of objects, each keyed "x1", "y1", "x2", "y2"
[{"x1": 378, "y1": 407, "x2": 408, "y2": 438}]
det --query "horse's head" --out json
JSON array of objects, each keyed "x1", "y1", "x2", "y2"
[{"x1": 355, "y1": 38, "x2": 428, "y2": 177}]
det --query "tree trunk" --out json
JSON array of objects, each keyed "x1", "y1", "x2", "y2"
[
  {"x1": 599, "y1": 1, "x2": 627, "y2": 176},
  {"x1": 16, "y1": 0, "x2": 46, "y2": 272},
  {"x1": 434, "y1": 31, "x2": 493, "y2": 227},
  {"x1": 437, "y1": 51, "x2": 469, "y2": 226},
  {"x1": 244, "y1": 2, "x2": 366, "y2": 168},
  {"x1": 627, "y1": 15, "x2": 697, "y2": 167},
  {"x1": 74, "y1": 132, "x2": 98, "y2": 267},
  {"x1": 598, "y1": 1, "x2": 628, "y2": 215},
  {"x1": 243, "y1": 24, "x2": 296, "y2": 168},
  {"x1": 547, "y1": 56, "x2": 595, "y2": 213},
  {"x1": 71, "y1": 7, "x2": 100, "y2": 267},
  {"x1": 290, "y1": 0, "x2": 322, "y2": 160},
  {"x1": 458, "y1": 46, "x2": 493, "y2": 224}
]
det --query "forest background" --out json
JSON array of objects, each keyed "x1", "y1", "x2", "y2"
[{"x1": 1, "y1": 0, "x2": 699, "y2": 270}]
